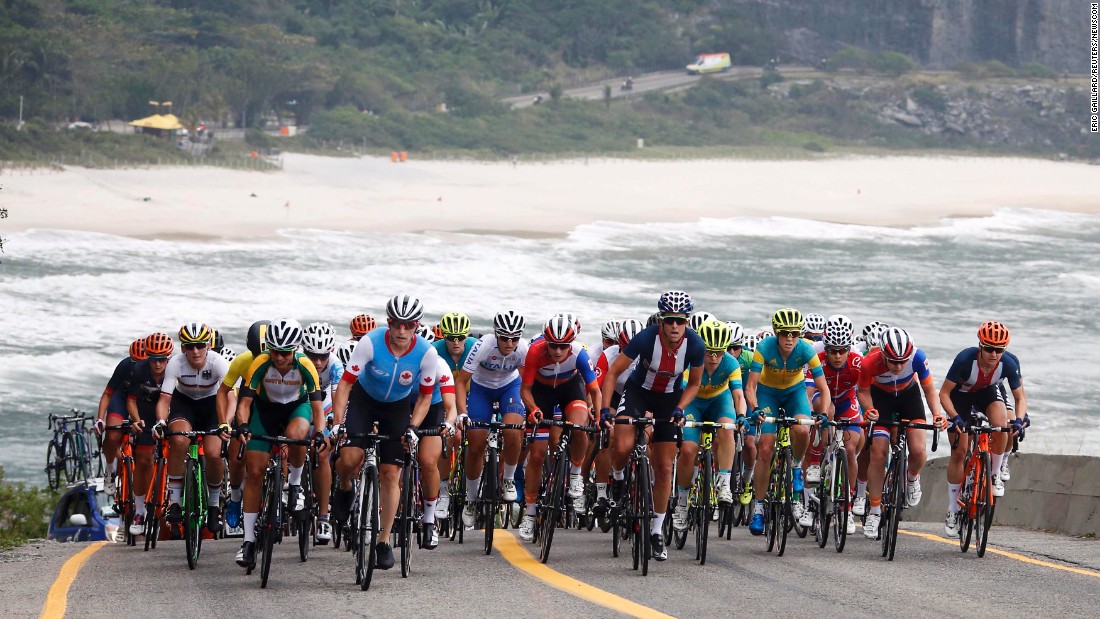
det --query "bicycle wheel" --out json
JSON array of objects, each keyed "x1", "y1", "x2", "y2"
[
  {"x1": 832, "y1": 452, "x2": 850, "y2": 553},
  {"x1": 815, "y1": 457, "x2": 831, "y2": 549},
  {"x1": 482, "y1": 451, "x2": 498, "y2": 556},
  {"x1": 538, "y1": 454, "x2": 567, "y2": 564},
  {"x1": 260, "y1": 463, "x2": 281, "y2": 589},
  {"x1": 120, "y1": 458, "x2": 135, "y2": 546},
  {"x1": 184, "y1": 459, "x2": 201, "y2": 570},
  {"x1": 46, "y1": 441, "x2": 61, "y2": 490},
  {"x1": 87, "y1": 430, "x2": 105, "y2": 479},
  {"x1": 399, "y1": 460, "x2": 416, "y2": 577},
  {"x1": 697, "y1": 450, "x2": 712, "y2": 564},
  {"x1": 959, "y1": 458, "x2": 975, "y2": 553},
  {"x1": 61, "y1": 433, "x2": 79, "y2": 485},
  {"x1": 73, "y1": 432, "x2": 91, "y2": 482},
  {"x1": 975, "y1": 452, "x2": 994, "y2": 558},
  {"x1": 672, "y1": 489, "x2": 688, "y2": 550},
  {"x1": 764, "y1": 462, "x2": 780, "y2": 553},
  {"x1": 637, "y1": 460, "x2": 652, "y2": 576},
  {"x1": 777, "y1": 452, "x2": 792, "y2": 557},
  {"x1": 299, "y1": 460, "x2": 314, "y2": 563},
  {"x1": 883, "y1": 457, "x2": 903, "y2": 561}
]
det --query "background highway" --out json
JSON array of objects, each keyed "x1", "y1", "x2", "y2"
[{"x1": 7, "y1": 517, "x2": 1098, "y2": 618}]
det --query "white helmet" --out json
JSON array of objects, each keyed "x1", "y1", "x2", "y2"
[
  {"x1": 804, "y1": 313, "x2": 827, "y2": 335},
  {"x1": 302, "y1": 322, "x2": 337, "y2": 355},
  {"x1": 544, "y1": 313, "x2": 578, "y2": 344},
  {"x1": 601, "y1": 320, "x2": 622, "y2": 342},
  {"x1": 386, "y1": 294, "x2": 424, "y2": 321},
  {"x1": 265, "y1": 318, "x2": 303, "y2": 352},
  {"x1": 826, "y1": 314, "x2": 853, "y2": 337},
  {"x1": 725, "y1": 321, "x2": 745, "y2": 346},
  {"x1": 865, "y1": 323, "x2": 890, "y2": 350},
  {"x1": 742, "y1": 333, "x2": 760, "y2": 353},
  {"x1": 689, "y1": 311, "x2": 716, "y2": 331},
  {"x1": 823, "y1": 325, "x2": 852, "y2": 348},
  {"x1": 493, "y1": 310, "x2": 525, "y2": 336},
  {"x1": 862, "y1": 321, "x2": 887, "y2": 343},
  {"x1": 617, "y1": 319, "x2": 645, "y2": 348},
  {"x1": 881, "y1": 327, "x2": 915, "y2": 362},
  {"x1": 219, "y1": 345, "x2": 236, "y2": 364},
  {"x1": 415, "y1": 324, "x2": 436, "y2": 343},
  {"x1": 336, "y1": 340, "x2": 356, "y2": 366}
]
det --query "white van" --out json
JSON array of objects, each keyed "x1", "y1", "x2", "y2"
[{"x1": 686, "y1": 53, "x2": 732, "y2": 75}]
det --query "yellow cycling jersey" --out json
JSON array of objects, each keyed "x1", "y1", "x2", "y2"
[
  {"x1": 222, "y1": 350, "x2": 255, "y2": 389},
  {"x1": 750, "y1": 337, "x2": 823, "y2": 390}
]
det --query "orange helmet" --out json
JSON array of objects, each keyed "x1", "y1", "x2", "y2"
[
  {"x1": 349, "y1": 314, "x2": 377, "y2": 339},
  {"x1": 977, "y1": 321, "x2": 1010, "y2": 348},
  {"x1": 432, "y1": 324, "x2": 444, "y2": 340},
  {"x1": 145, "y1": 332, "x2": 175, "y2": 358},
  {"x1": 129, "y1": 338, "x2": 147, "y2": 362}
]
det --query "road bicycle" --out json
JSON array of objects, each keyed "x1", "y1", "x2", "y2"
[
  {"x1": 394, "y1": 426, "x2": 444, "y2": 577},
  {"x1": 807, "y1": 419, "x2": 867, "y2": 553},
  {"x1": 955, "y1": 411, "x2": 1011, "y2": 557},
  {"x1": 465, "y1": 419, "x2": 525, "y2": 556},
  {"x1": 339, "y1": 430, "x2": 389, "y2": 591},
  {"x1": 45, "y1": 410, "x2": 92, "y2": 489},
  {"x1": 674, "y1": 420, "x2": 737, "y2": 565},
  {"x1": 610, "y1": 417, "x2": 673, "y2": 577},
  {"x1": 870, "y1": 418, "x2": 939, "y2": 560},
  {"x1": 105, "y1": 420, "x2": 136, "y2": 545},
  {"x1": 143, "y1": 437, "x2": 170, "y2": 551},
  {"x1": 761, "y1": 414, "x2": 815, "y2": 557},
  {"x1": 165, "y1": 428, "x2": 221, "y2": 570},
  {"x1": 533, "y1": 418, "x2": 598, "y2": 564}
]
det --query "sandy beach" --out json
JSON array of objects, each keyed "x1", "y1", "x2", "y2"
[{"x1": 3, "y1": 154, "x2": 1100, "y2": 237}]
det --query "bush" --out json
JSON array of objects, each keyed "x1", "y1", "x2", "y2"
[
  {"x1": 1018, "y1": 63, "x2": 1058, "y2": 79},
  {"x1": 830, "y1": 46, "x2": 872, "y2": 73},
  {"x1": 803, "y1": 141, "x2": 825, "y2": 152},
  {"x1": 760, "y1": 70, "x2": 784, "y2": 90},
  {"x1": 245, "y1": 128, "x2": 275, "y2": 149},
  {"x1": 956, "y1": 60, "x2": 1017, "y2": 80},
  {"x1": 0, "y1": 467, "x2": 56, "y2": 549},
  {"x1": 910, "y1": 84, "x2": 948, "y2": 113},
  {"x1": 869, "y1": 51, "x2": 917, "y2": 76}
]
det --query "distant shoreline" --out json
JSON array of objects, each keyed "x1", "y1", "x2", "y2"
[{"x1": 4, "y1": 153, "x2": 1100, "y2": 239}]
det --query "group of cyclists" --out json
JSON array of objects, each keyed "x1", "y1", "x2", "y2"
[{"x1": 91, "y1": 289, "x2": 1029, "y2": 578}]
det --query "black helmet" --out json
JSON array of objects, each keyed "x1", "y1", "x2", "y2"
[{"x1": 246, "y1": 320, "x2": 271, "y2": 356}]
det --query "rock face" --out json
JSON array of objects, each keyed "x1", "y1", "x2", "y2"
[{"x1": 735, "y1": 0, "x2": 1088, "y2": 73}]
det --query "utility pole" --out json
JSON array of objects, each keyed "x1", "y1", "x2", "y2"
[{"x1": 18, "y1": 95, "x2": 24, "y2": 130}]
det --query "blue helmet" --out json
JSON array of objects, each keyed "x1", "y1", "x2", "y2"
[{"x1": 657, "y1": 290, "x2": 694, "y2": 315}]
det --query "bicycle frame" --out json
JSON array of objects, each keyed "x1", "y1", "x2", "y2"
[
  {"x1": 955, "y1": 412, "x2": 1009, "y2": 557},
  {"x1": 871, "y1": 418, "x2": 938, "y2": 560}
]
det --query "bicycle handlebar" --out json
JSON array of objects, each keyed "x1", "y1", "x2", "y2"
[
  {"x1": 871, "y1": 419, "x2": 940, "y2": 452},
  {"x1": 465, "y1": 421, "x2": 525, "y2": 431},
  {"x1": 761, "y1": 416, "x2": 816, "y2": 425},
  {"x1": 682, "y1": 421, "x2": 738, "y2": 430},
  {"x1": 537, "y1": 419, "x2": 600, "y2": 433},
  {"x1": 414, "y1": 426, "x2": 444, "y2": 437}
]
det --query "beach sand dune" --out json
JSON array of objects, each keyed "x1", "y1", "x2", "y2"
[{"x1": 4, "y1": 154, "x2": 1099, "y2": 237}]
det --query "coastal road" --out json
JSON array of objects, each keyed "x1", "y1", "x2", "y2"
[{"x1": 8, "y1": 518, "x2": 1098, "y2": 618}]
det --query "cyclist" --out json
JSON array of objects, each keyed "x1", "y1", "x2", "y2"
[
  {"x1": 412, "y1": 325, "x2": 458, "y2": 549},
  {"x1": 454, "y1": 310, "x2": 529, "y2": 528},
  {"x1": 802, "y1": 315, "x2": 864, "y2": 533},
  {"x1": 591, "y1": 319, "x2": 644, "y2": 517},
  {"x1": 852, "y1": 320, "x2": 887, "y2": 517},
  {"x1": 349, "y1": 314, "x2": 377, "y2": 342},
  {"x1": 95, "y1": 337, "x2": 147, "y2": 495},
  {"x1": 589, "y1": 320, "x2": 622, "y2": 370},
  {"x1": 217, "y1": 320, "x2": 268, "y2": 531},
  {"x1": 302, "y1": 321, "x2": 344, "y2": 544},
  {"x1": 725, "y1": 321, "x2": 757, "y2": 506},
  {"x1": 432, "y1": 311, "x2": 474, "y2": 522},
  {"x1": 939, "y1": 321, "x2": 1027, "y2": 537},
  {"x1": 124, "y1": 332, "x2": 174, "y2": 536},
  {"x1": 518, "y1": 314, "x2": 602, "y2": 541},
  {"x1": 233, "y1": 319, "x2": 329, "y2": 567},
  {"x1": 673, "y1": 320, "x2": 746, "y2": 531},
  {"x1": 857, "y1": 327, "x2": 945, "y2": 539},
  {"x1": 688, "y1": 311, "x2": 716, "y2": 333},
  {"x1": 331, "y1": 295, "x2": 440, "y2": 571},
  {"x1": 154, "y1": 322, "x2": 230, "y2": 538},
  {"x1": 599, "y1": 291, "x2": 706, "y2": 561},
  {"x1": 803, "y1": 313, "x2": 827, "y2": 345},
  {"x1": 745, "y1": 308, "x2": 831, "y2": 536}
]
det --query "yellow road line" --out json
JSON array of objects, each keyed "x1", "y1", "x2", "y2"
[
  {"x1": 898, "y1": 529, "x2": 1100, "y2": 579},
  {"x1": 40, "y1": 541, "x2": 107, "y2": 619},
  {"x1": 494, "y1": 530, "x2": 676, "y2": 619}
]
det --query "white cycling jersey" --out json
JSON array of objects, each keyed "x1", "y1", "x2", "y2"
[
  {"x1": 161, "y1": 352, "x2": 228, "y2": 400},
  {"x1": 462, "y1": 333, "x2": 528, "y2": 389}
]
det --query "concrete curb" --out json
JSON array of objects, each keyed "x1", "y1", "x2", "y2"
[{"x1": 906, "y1": 453, "x2": 1100, "y2": 536}]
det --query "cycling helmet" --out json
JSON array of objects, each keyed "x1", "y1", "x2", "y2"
[
  {"x1": 179, "y1": 322, "x2": 213, "y2": 346},
  {"x1": 757, "y1": 327, "x2": 774, "y2": 339},
  {"x1": 349, "y1": 314, "x2": 377, "y2": 338},
  {"x1": 129, "y1": 338, "x2": 147, "y2": 362},
  {"x1": 565, "y1": 313, "x2": 581, "y2": 335},
  {"x1": 415, "y1": 324, "x2": 436, "y2": 343},
  {"x1": 219, "y1": 345, "x2": 236, "y2": 363},
  {"x1": 742, "y1": 333, "x2": 760, "y2": 353},
  {"x1": 336, "y1": 340, "x2": 356, "y2": 366},
  {"x1": 826, "y1": 314, "x2": 854, "y2": 338},
  {"x1": 823, "y1": 325, "x2": 853, "y2": 348},
  {"x1": 646, "y1": 312, "x2": 662, "y2": 328},
  {"x1": 804, "y1": 313, "x2": 827, "y2": 335},
  {"x1": 618, "y1": 319, "x2": 645, "y2": 349},
  {"x1": 861, "y1": 321, "x2": 886, "y2": 342},
  {"x1": 689, "y1": 311, "x2": 716, "y2": 332},
  {"x1": 601, "y1": 320, "x2": 622, "y2": 342},
  {"x1": 657, "y1": 290, "x2": 694, "y2": 315},
  {"x1": 854, "y1": 334, "x2": 866, "y2": 347},
  {"x1": 246, "y1": 320, "x2": 270, "y2": 356},
  {"x1": 432, "y1": 324, "x2": 444, "y2": 340},
  {"x1": 144, "y1": 332, "x2": 174, "y2": 358},
  {"x1": 265, "y1": 318, "x2": 303, "y2": 352},
  {"x1": 439, "y1": 312, "x2": 471, "y2": 337},
  {"x1": 725, "y1": 321, "x2": 745, "y2": 346},
  {"x1": 881, "y1": 327, "x2": 915, "y2": 362},
  {"x1": 544, "y1": 314, "x2": 578, "y2": 344},
  {"x1": 386, "y1": 295, "x2": 424, "y2": 322},
  {"x1": 698, "y1": 320, "x2": 732, "y2": 351},
  {"x1": 866, "y1": 323, "x2": 890, "y2": 350},
  {"x1": 977, "y1": 321, "x2": 1010, "y2": 347},
  {"x1": 493, "y1": 310, "x2": 525, "y2": 336},
  {"x1": 210, "y1": 329, "x2": 225, "y2": 352},
  {"x1": 771, "y1": 308, "x2": 804, "y2": 332},
  {"x1": 303, "y1": 322, "x2": 337, "y2": 355}
]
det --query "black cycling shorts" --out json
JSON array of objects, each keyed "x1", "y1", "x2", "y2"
[{"x1": 345, "y1": 382, "x2": 411, "y2": 466}]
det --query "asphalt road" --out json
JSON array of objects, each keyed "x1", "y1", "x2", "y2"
[{"x1": 7, "y1": 514, "x2": 1099, "y2": 618}]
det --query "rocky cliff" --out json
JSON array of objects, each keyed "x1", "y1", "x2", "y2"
[{"x1": 735, "y1": 0, "x2": 1088, "y2": 73}]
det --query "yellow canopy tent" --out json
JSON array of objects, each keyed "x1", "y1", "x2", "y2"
[{"x1": 129, "y1": 114, "x2": 183, "y2": 136}]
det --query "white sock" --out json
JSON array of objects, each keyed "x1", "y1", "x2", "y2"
[
  {"x1": 243, "y1": 512, "x2": 258, "y2": 542},
  {"x1": 907, "y1": 472, "x2": 919, "y2": 483},
  {"x1": 288, "y1": 465, "x2": 303, "y2": 485},
  {"x1": 948, "y1": 483, "x2": 961, "y2": 513},
  {"x1": 744, "y1": 467, "x2": 754, "y2": 487},
  {"x1": 718, "y1": 471, "x2": 731, "y2": 486},
  {"x1": 439, "y1": 480, "x2": 450, "y2": 498},
  {"x1": 230, "y1": 485, "x2": 242, "y2": 502},
  {"x1": 677, "y1": 487, "x2": 689, "y2": 507},
  {"x1": 108, "y1": 459, "x2": 118, "y2": 475},
  {"x1": 422, "y1": 500, "x2": 437, "y2": 523},
  {"x1": 503, "y1": 463, "x2": 517, "y2": 480},
  {"x1": 168, "y1": 478, "x2": 182, "y2": 505},
  {"x1": 856, "y1": 480, "x2": 868, "y2": 497},
  {"x1": 612, "y1": 469, "x2": 624, "y2": 481},
  {"x1": 596, "y1": 482, "x2": 608, "y2": 498},
  {"x1": 135, "y1": 495, "x2": 146, "y2": 517},
  {"x1": 466, "y1": 476, "x2": 481, "y2": 501},
  {"x1": 208, "y1": 485, "x2": 221, "y2": 507},
  {"x1": 870, "y1": 504, "x2": 881, "y2": 516},
  {"x1": 991, "y1": 453, "x2": 1004, "y2": 478},
  {"x1": 526, "y1": 503, "x2": 537, "y2": 516},
  {"x1": 570, "y1": 465, "x2": 582, "y2": 475},
  {"x1": 652, "y1": 511, "x2": 665, "y2": 533},
  {"x1": 754, "y1": 501, "x2": 764, "y2": 515}
]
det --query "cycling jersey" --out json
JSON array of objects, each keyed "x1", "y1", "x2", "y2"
[
  {"x1": 342, "y1": 329, "x2": 439, "y2": 402},
  {"x1": 430, "y1": 357, "x2": 456, "y2": 406},
  {"x1": 858, "y1": 348, "x2": 932, "y2": 393},
  {"x1": 462, "y1": 334, "x2": 528, "y2": 389},
  {"x1": 621, "y1": 325, "x2": 705, "y2": 394},
  {"x1": 222, "y1": 351, "x2": 255, "y2": 390},
  {"x1": 521, "y1": 340, "x2": 597, "y2": 388},
  {"x1": 243, "y1": 352, "x2": 323, "y2": 405},
  {"x1": 685, "y1": 353, "x2": 743, "y2": 399},
  {"x1": 161, "y1": 352, "x2": 229, "y2": 400},
  {"x1": 595, "y1": 345, "x2": 636, "y2": 396},
  {"x1": 105, "y1": 357, "x2": 138, "y2": 398},
  {"x1": 433, "y1": 337, "x2": 476, "y2": 374},
  {"x1": 750, "y1": 336, "x2": 823, "y2": 390},
  {"x1": 813, "y1": 350, "x2": 863, "y2": 402},
  {"x1": 945, "y1": 347, "x2": 1022, "y2": 393},
  {"x1": 126, "y1": 360, "x2": 164, "y2": 448}
]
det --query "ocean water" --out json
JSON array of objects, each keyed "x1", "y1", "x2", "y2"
[{"x1": 2, "y1": 207, "x2": 1098, "y2": 482}]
